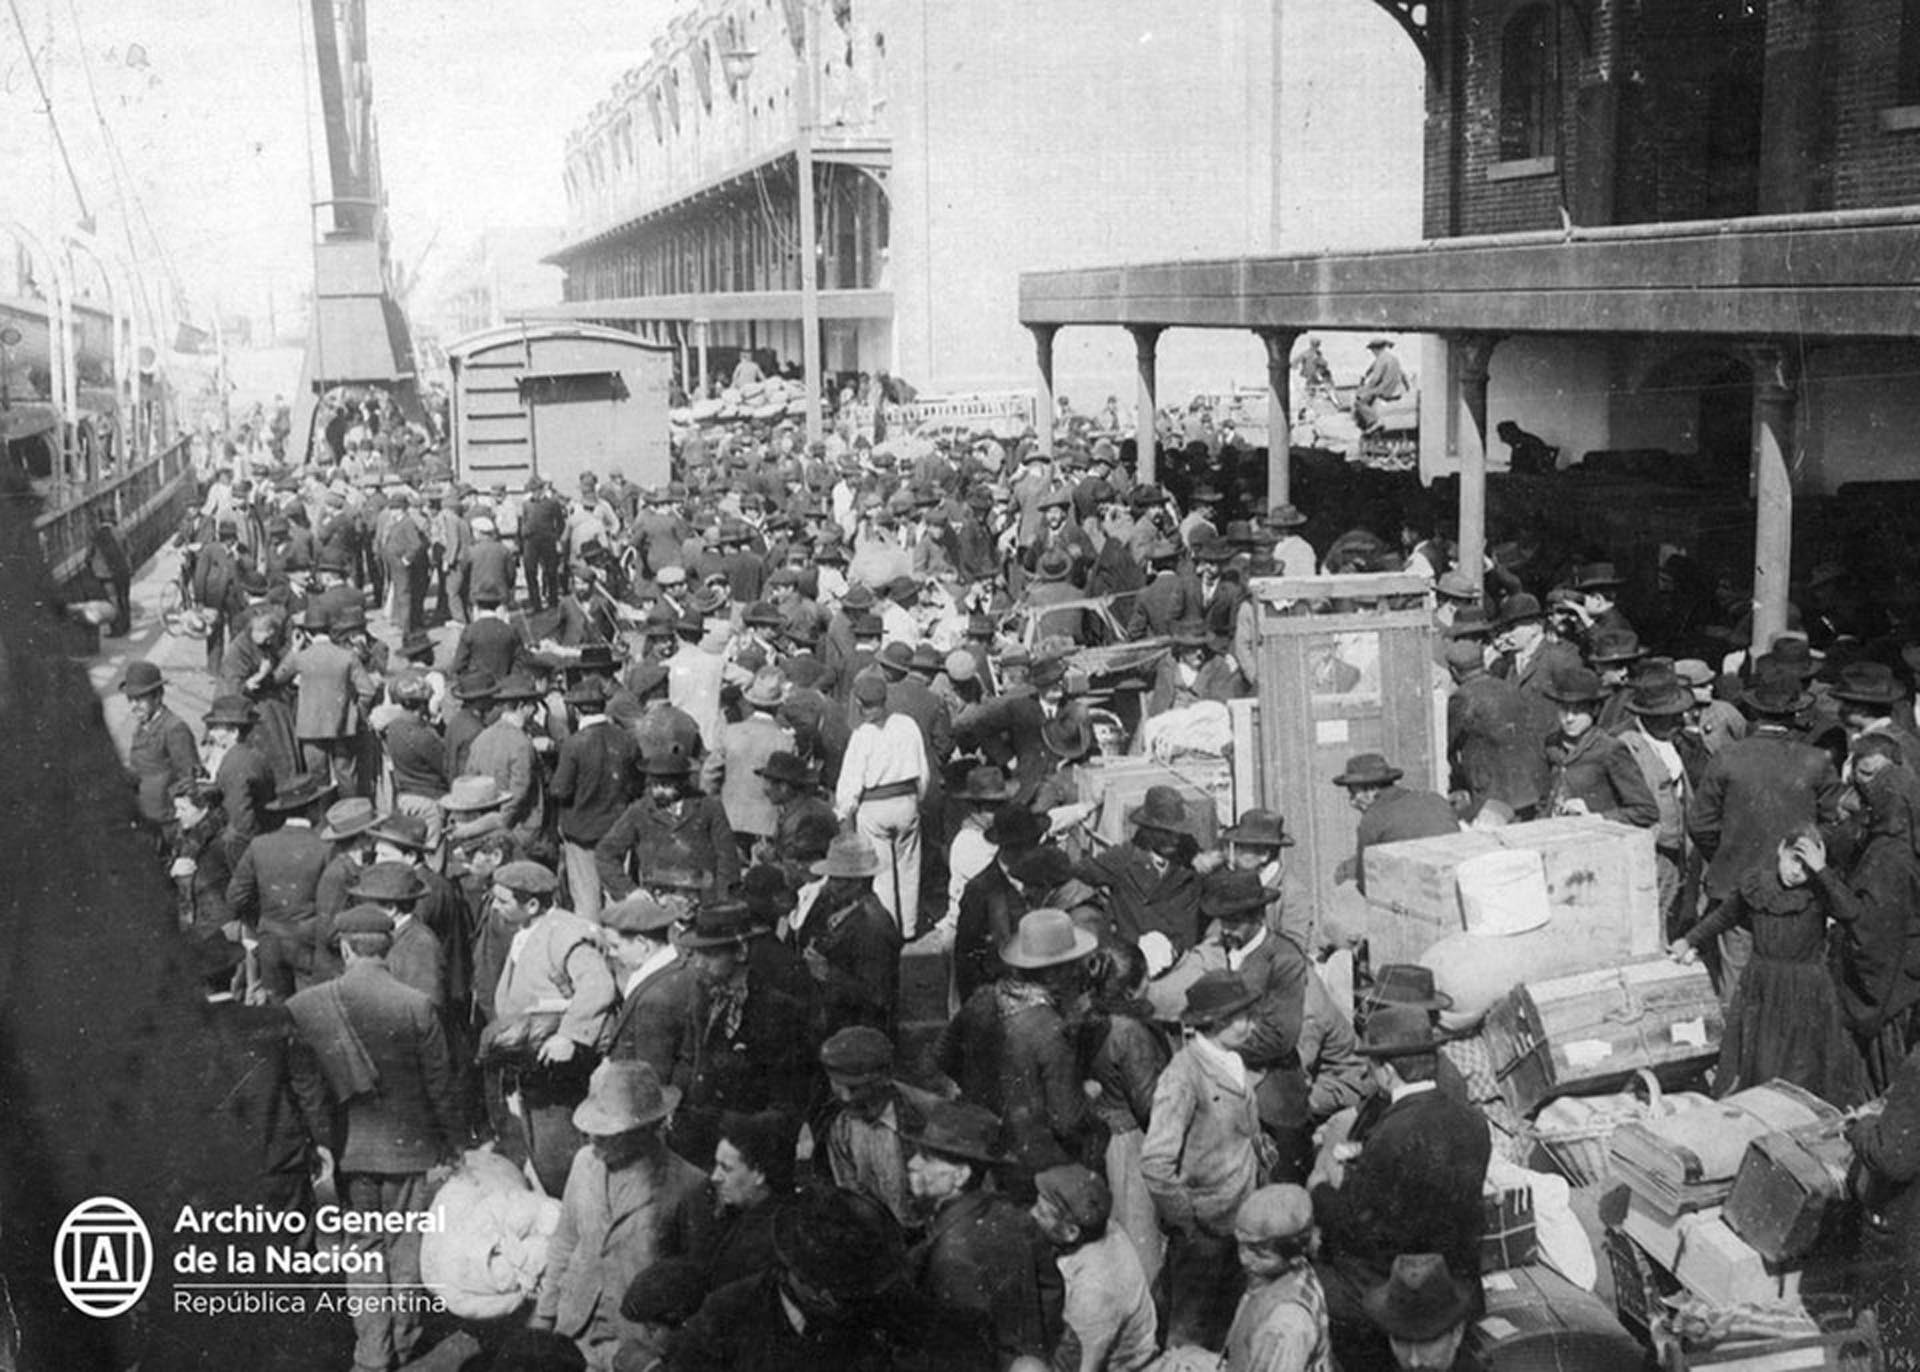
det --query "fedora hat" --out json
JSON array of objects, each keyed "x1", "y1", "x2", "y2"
[
  {"x1": 742, "y1": 600, "x2": 784, "y2": 628},
  {"x1": 1042, "y1": 713, "x2": 1094, "y2": 761},
  {"x1": 1130, "y1": 784, "x2": 1198, "y2": 835},
  {"x1": 909, "y1": 643, "x2": 944, "y2": 675},
  {"x1": 119, "y1": 661, "x2": 165, "y2": 697},
  {"x1": 1541, "y1": 664, "x2": 1606, "y2": 706},
  {"x1": 493, "y1": 672, "x2": 540, "y2": 702},
  {"x1": 319, "y1": 797, "x2": 380, "y2": 842},
  {"x1": 1572, "y1": 561, "x2": 1625, "y2": 590},
  {"x1": 812, "y1": 832, "x2": 883, "y2": 880},
  {"x1": 573, "y1": 1060, "x2": 680, "y2": 1136},
  {"x1": 330, "y1": 603, "x2": 367, "y2": 633},
  {"x1": 1224, "y1": 519, "x2": 1264, "y2": 549},
  {"x1": 266, "y1": 772, "x2": 335, "y2": 813},
  {"x1": 770, "y1": 1188, "x2": 902, "y2": 1301},
  {"x1": 1833, "y1": 660, "x2": 1904, "y2": 707},
  {"x1": 958, "y1": 764, "x2": 1018, "y2": 803},
  {"x1": 742, "y1": 667, "x2": 787, "y2": 710},
  {"x1": 680, "y1": 901, "x2": 764, "y2": 950},
  {"x1": 1192, "y1": 537, "x2": 1234, "y2": 565},
  {"x1": 1001, "y1": 907, "x2": 1097, "y2": 969},
  {"x1": 1362, "y1": 964, "x2": 1454, "y2": 1012},
  {"x1": 1358, "y1": 1003, "x2": 1449, "y2": 1057},
  {"x1": 755, "y1": 751, "x2": 819, "y2": 788},
  {"x1": 451, "y1": 669, "x2": 499, "y2": 701},
  {"x1": 1740, "y1": 669, "x2": 1811, "y2": 717},
  {"x1": 900, "y1": 1099, "x2": 1004, "y2": 1165},
  {"x1": 984, "y1": 806, "x2": 1050, "y2": 850},
  {"x1": 441, "y1": 774, "x2": 507, "y2": 812},
  {"x1": 348, "y1": 860, "x2": 428, "y2": 905},
  {"x1": 1446, "y1": 606, "x2": 1496, "y2": 640},
  {"x1": 1627, "y1": 674, "x2": 1694, "y2": 717},
  {"x1": 1763, "y1": 635, "x2": 1821, "y2": 679},
  {"x1": 1587, "y1": 628, "x2": 1643, "y2": 665},
  {"x1": 370, "y1": 813, "x2": 432, "y2": 852},
  {"x1": 1182, "y1": 970, "x2": 1263, "y2": 1027},
  {"x1": 1199, "y1": 870, "x2": 1276, "y2": 921},
  {"x1": 1363, "y1": 1253, "x2": 1472, "y2": 1343},
  {"x1": 1035, "y1": 547, "x2": 1074, "y2": 582},
  {"x1": 203, "y1": 694, "x2": 257, "y2": 728},
  {"x1": 1267, "y1": 503, "x2": 1308, "y2": 529},
  {"x1": 564, "y1": 676, "x2": 609, "y2": 708},
  {"x1": 1434, "y1": 569, "x2": 1480, "y2": 601},
  {"x1": 397, "y1": 628, "x2": 435, "y2": 662},
  {"x1": 1190, "y1": 482, "x2": 1222, "y2": 504},
  {"x1": 1029, "y1": 654, "x2": 1068, "y2": 690},
  {"x1": 1496, "y1": 592, "x2": 1545, "y2": 626},
  {"x1": 1221, "y1": 808, "x2": 1294, "y2": 848},
  {"x1": 1333, "y1": 754, "x2": 1403, "y2": 789},
  {"x1": 1170, "y1": 618, "x2": 1211, "y2": 649},
  {"x1": 1673, "y1": 658, "x2": 1716, "y2": 689},
  {"x1": 877, "y1": 642, "x2": 915, "y2": 677}
]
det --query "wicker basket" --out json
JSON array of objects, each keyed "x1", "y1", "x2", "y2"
[{"x1": 1527, "y1": 1069, "x2": 1664, "y2": 1187}]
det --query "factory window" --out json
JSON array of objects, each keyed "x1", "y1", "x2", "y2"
[{"x1": 1498, "y1": 4, "x2": 1558, "y2": 163}]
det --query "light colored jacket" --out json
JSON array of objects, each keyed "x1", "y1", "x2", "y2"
[
  {"x1": 1141, "y1": 1039, "x2": 1262, "y2": 1236},
  {"x1": 536, "y1": 1142, "x2": 707, "y2": 1339}
]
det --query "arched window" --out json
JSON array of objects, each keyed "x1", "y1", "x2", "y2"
[{"x1": 1499, "y1": 4, "x2": 1557, "y2": 162}]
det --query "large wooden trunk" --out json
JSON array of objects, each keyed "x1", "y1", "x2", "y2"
[
  {"x1": 1608, "y1": 1080, "x2": 1840, "y2": 1216},
  {"x1": 1467, "y1": 1264, "x2": 1645, "y2": 1367},
  {"x1": 1483, "y1": 958, "x2": 1722, "y2": 1115},
  {"x1": 1723, "y1": 1116, "x2": 1857, "y2": 1265}
]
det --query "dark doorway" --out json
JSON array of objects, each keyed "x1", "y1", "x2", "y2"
[
  {"x1": 1617, "y1": 0, "x2": 1768, "y2": 223},
  {"x1": 1697, "y1": 358, "x2": 1754, "y2": 473}
]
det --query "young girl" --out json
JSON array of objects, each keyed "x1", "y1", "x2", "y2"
[{"x1": 1671, "y1": 826, "x2": 1867, "y2": 1106}]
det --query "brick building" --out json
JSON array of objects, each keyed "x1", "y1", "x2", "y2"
[{"x1": 1021, "y1": 0, "x2": 1920, "y2": 653}]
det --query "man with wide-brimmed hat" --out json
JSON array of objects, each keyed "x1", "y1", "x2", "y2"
[
  {"x1": 1445, "y1": 634, "x2": 1549, "y2": 823},
  {"x1": 285, "y1": 902, "x2": 466, "y2": 1372},
  {"x1": 1331, "y1": 754, "x2": 1458, "y2": 897},
  {"x1": 1540, "y1": 665, "x2": 1659, "y2": 827},
  {"x1": 936, "y1": 907, "x2": 1104, "y2": 1185},
  {"x1": 751, "y1": 749, "x2": 835, "y2": 875},
  {"x1": 1832, "y1": 659, "x2": 1920, "y2": 764},
  {"x1": 531, "y1": 1060, "x2": 708, "y2": 1366},
  {"x1": 670, "y1": 901, "x2": 813, "y2": 1168},
  {"x1": 704, "y1": 666, "x2": 794, "y2": 861},
  {"x1": 201, "y1": 693, "x2": 274, "y2": 851},
  {"x1": 900, "y1": 1097, "x2": 1065, "y2": 1365},
  {"x1": 228, "y1": 772, "x2": 338, "y2": 998},
  {"x1": 346, "y1": 858, "x2": 442, "y2": 1008},
  {"x1": 795, "y1": 832, "x2": 903, "y2": 1042},
  {"x1": 1141, "y1": 969, "x2": 1269, "y2": 1349},
  {"x1": 1614, "y1": 670, "x2": 1706, "y2": 926},
  {"x1": 595, "y1": 753, "x2": 741, "y2": 905},
  {"x1": 1586, "y1": 626, "x2": 1645, "y2": 734},
  {"x1": 122, "y1": 661, "x2": 200, "y2": 836},
  {"x1": 1079, "y1": 784, "x2": 1206, "y2": 967},
  {"x1": 1492, "y1": 591, "x2": 1582, "y2": 704},
  {"x1": 462, "y1": 671, "x2": 545, "y2": 842},
  {"x1": 1310, "y1": 1005, "x2": 1490, "y2": 1368},
  {"x1": 1360, "y1": 1252, "x2": 1474, "y2": 1371}
]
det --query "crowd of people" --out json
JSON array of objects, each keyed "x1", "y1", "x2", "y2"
[{"x1": 116, "y1": 402, "x2": 1920, "y2": 1370}]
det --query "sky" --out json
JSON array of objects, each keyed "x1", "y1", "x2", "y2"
[{"x1": 0, "y1": 0, "x2": 674, "y2": 327}]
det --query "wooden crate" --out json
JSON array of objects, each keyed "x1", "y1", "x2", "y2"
[{"x1": 1248, "y1": 574, "x2": 1440, "y2": 953}]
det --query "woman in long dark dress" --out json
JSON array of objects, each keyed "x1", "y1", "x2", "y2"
[
  {"x1": 1670, "y1": 828, "x2": 1867, "y2": 1106},
  {"x1": 1804, "y1": 736, "x2": 1920, "y2": 1092}
]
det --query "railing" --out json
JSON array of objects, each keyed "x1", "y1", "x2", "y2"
[{"x1": 35, "y1": 435, "x2": 194, "y2": 586}]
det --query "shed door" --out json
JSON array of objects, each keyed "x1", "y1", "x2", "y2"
[{"x1": 457, "y1": 338, "x2": 535, "y2": 485}]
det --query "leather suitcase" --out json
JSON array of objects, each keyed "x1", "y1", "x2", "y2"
[
  {"x1": 1723, "y1": 1116, "x2": 1857, "y2": 1265},
  {"x1": 1484, "y1": 958, "x2": 1722, "y2": 1115},
  {"x1": 1609, "y1": 1080, "x2": 1839, "y2": 1216},
  {"x1": 1467, "y1": 1264, "x2": 1644, "y2": 1367}
]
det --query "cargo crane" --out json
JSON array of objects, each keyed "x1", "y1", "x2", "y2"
[{"x1": 291, "y1": 0, "x2": 420, "y2": 463}]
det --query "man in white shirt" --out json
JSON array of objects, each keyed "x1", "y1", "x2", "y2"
[{"x1": 835, "y1": 673, "x2": 930, "y2": 934}]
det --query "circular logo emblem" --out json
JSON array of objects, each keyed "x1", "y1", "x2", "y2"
[{"x1": 54, "y1": 1197, "x2": 152, "y2": 1318}]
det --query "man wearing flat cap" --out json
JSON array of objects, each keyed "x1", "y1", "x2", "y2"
[
  {"x1": 286, "y1": 902, "x2": 466, "y2": 1372},
  {"x1": 1031, "y1": 1162, "x2": 1160, "y2": 1372},
  {"x1": 814, "y1": 1025, "x2": 927, "y2": 1231},
  {"x1": 489, "y1": 859, "x2": 617, "y2": 1194},
  {"x1": 1222, "y1": 1184, "x2": 1330, "y2": 1372},
  {"x1": 601, "y1": 893, "x2": 692, "y2": 1083}
]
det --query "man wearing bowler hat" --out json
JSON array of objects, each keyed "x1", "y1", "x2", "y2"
[
  {"x1": 1492, "y1": 592, "x2": 1581, "y2": 705},
  {"x1": 228, "y1": 772, "x2": 338, "y2": 998},
  {"x1": 596, "y1": 753, "x2": 741, "y2": 903},
  {"x1": 204, "y1": 693, "x2": 274, "y2": 850},
  {"x1": 286, "y1": 903, "x2": 466, "y2": 1372},
  {"x1": 670, "y1": 901, "x2": 813, "y2": 1168},
  {"x1": 1363, "y1": 1253, "x2": 1473, "y2": 1372},
  {"x1": 1079, "y1": 784, "x2": 1207, "y2": 965},
  {"x1": 1540, "y1": 665, "x2": 1659, "y2": 826},
  {"x1": 122, "y1": 661, "x2": 200, "y2": 837},
  {"x1": 1331, "y1": 754, "x2": 1456, "y2": 897},
  {"x1": 902, "y1": 1098, "x2": 1065, "y2": 1366},
  {"x1": 751, "y1": 749, "x2": 836, "y2": 875},
  {"x1": 346, "y1": 859, "x2": 443, "y2": 1008},
  {"x1": 532, "y1": 1060, "x2": 709, "y2": 1367},
  {"x1": 1143, "y1": 970, "x2": 1271, "y2": 1350},
  {"x1": 1310, "y1": 1006, "x2": 1490, "y2": 1369}
]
